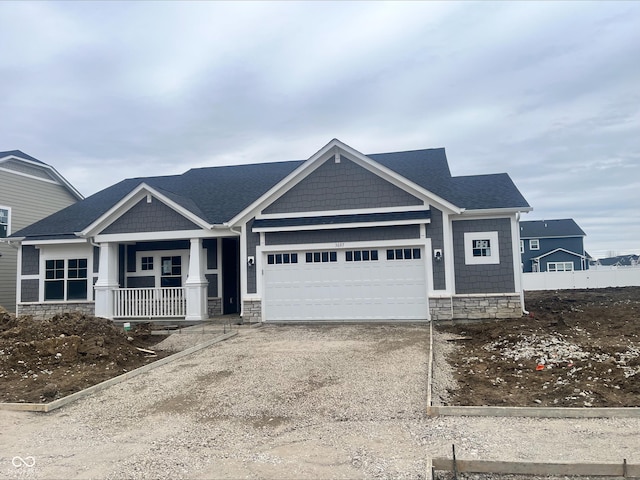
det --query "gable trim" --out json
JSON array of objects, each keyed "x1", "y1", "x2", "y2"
[
  {"x1": 531, "y1": 247, "x2": 587, "y2": 261},
  {"x1": 0, "y1": 155, "x2": 84, "y2": 201},
  {"x1": 79, "y1": 183, "x2": 213, "y2": 237},
  {"x1": 257, "y1": 204, "x2": 429, "y2": 220},
  {"x1": 227, "y1": 138, "x2": 463, "y2": 226}
]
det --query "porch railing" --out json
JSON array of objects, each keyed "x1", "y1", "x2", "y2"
[{"x1": 113, "y1": 287, "x2": 186, "y2": 319}]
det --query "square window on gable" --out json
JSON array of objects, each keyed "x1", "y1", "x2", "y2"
[{"x1": 464, "y1": 231, "x2": 500, "y2": 265}]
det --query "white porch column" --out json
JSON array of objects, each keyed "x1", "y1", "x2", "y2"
[
  {"x1": 94, "y1": 242, "x2": 119, "y2": 319},
  {"x1": 185, "y1": 238, "x2": 207, "y2": 321}
]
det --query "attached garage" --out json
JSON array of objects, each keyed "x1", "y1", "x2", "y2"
[{"x1": 263, "y1": 245, "x2": 428, "y2": 321}]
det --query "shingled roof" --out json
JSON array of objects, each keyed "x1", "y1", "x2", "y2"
[
  {"x1": 520, "y1": 219, "x2": 586, "y2": 238},
  {"x1": 12, "y1": 147, "x2": 530, "y2": 240},
  {"x1": 0, "y1": 149, "x2": 45, "y2": 164}
]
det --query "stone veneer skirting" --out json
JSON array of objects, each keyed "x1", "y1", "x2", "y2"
[
  {"x1": 18, "y1": 302, "x2": 96, "y2": 320},
  {"x1": 242, "y1": 299, "x2": 262, "y2": 323},
  {"x1": 429, "y1": 293, "x2": 522, "y2": 321},
  {"x1": 207, "y1": 297, "x2": 222, "y2": 317}
]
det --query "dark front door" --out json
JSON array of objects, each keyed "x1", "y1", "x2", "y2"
[{"x1": 221, "y1": 237, "x2": 240, "y2": 314}]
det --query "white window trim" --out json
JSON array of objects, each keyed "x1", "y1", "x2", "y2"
[
  {"x1": 519, "y1": 240, "x2": 524, "y2": 254},
  {"x1": 548, "y1": 261, "x2": 574, "y2": 272},
  {"x1": 131, "y1": 249, "x2": 189, "y2": 287},
  {"x1": 0, "y1": 205, "x2": 10, "y2": 238},
  {"x1": 44, "y1": 258, "x2": 90, "y2": 301},
  {"x1": 530, "y1": 239, "x2": 540, "y2": 250},
  {"x1": 464, "y1": 231, "x2": 500, "y2": 265}
]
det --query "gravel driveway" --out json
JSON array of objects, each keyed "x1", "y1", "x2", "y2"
[{"x1": 1, "y1": 324, "x2": 639, "y2": 480}]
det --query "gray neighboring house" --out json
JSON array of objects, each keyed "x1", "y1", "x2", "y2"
[
  {"x1": 0, "y1": 150, "x2": 83, "y2": 312},
  {"x1": 9, "y1": 139, "x2": 531, "y2": 322}
]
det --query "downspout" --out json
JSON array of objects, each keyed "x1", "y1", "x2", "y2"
[{"x1": 516, "y1": 212, "x2": 529, "y2": 315}]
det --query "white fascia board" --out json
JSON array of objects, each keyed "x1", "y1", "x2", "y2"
[
  {"x1": 80, "y1": 183, "x2": 213, "y2": 237},
  {"x1": 93, "y1": 229, "x2": 213, "y2": 243},
  {"x1": 258, "y1": 237, "x2": 427, "y2": 252},
  {"x1": 531, "y1": 247, "x2": 588, "y2": 260},
  {"x1": 257, "y1": 204, "x2": 429, "y2": 220},
  {"x1": 1, "y1": 156, "x2": 84, "y2": 200},
  {"x1": 227, "y1": 138, "x2": 461, "y2": 226},
  {"x1": 460, "y1": 207, "x2": 532, "y2": 217},
  {"x1": 22, "y1": 238, "x2": 88, "y2": 246},
  {"x1": 253, "y1": 218, "x2": 431, "y2": 233}
]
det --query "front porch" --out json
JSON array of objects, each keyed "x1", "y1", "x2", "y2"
[{"x1": 94, "y1": 236, "x2": 240, "y2": 322}]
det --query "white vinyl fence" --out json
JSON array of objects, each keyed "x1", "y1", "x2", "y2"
[{"x1": 523, "y1": 267, "x2": 640, "y2": 291}]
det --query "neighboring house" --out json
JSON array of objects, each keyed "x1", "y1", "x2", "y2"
[
  {"x1": 9, "y1": 139, "x2": 531, "y2": 322},
  {"x1": 0, "y1": 150, "x2": 83, "y2": 312},
  {"x1": 593, "y1": 254, "x2": 639, "y2": 267},
  {"x1": 520, "y1": 219, "x2": 589, "y2": 273}
]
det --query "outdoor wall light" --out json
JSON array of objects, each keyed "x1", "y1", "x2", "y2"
[
  {"x1": 434, "y1": 249, "x2": 443, "y2": 261},
  {"x1": 247, "y1": 256, "x2": 255, "y2": 266}
]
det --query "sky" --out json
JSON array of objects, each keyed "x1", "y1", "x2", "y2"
[{"x1": 1, "y1": 1, "x2": 639, "y2": 259}]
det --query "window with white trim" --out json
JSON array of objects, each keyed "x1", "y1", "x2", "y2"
[
  {"x1": 346, "y1": 250, "x2": 379, "y2": 262},
  {"x1": 267, "y1": 253, "x2": 298, "y2": 265},
  {"x1": 386, "y1": 248, "x2": 421, "y2": 260},
  {"x1": 548, "y1": 262, "x2": 573, "y2": 272},
  {"x1": 305, "y1": 251, "x2": 337, "y2": 263},
  {"x1": 0, "y1": 207, "x2": 9, "y2": 238},
  {"x1": 161, "y1": 256, "x2": 182, "y2": 287},
  {"x1": 45, "y1": 258, "x2": 88, "y2": 301},
  {"x1": 520, "y1": 240, "x2": 524, "y2": 253},
  {"x1": 464, "y1": 231, "x2": 500, "y2": 265},
  {"x1": 141, "y1": 256, "x2": 154, "y2": 271},
  {"x1": 530, "y1": 239, "x2": 540, "y2": 250}
]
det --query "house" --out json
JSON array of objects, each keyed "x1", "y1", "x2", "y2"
[
  {"x1": 0, "y1": 150, "x2": 83, "y2": 312},
  {"x1": 593, "y1": 254, "x2": 639, "y2": 267},
  {"x1": 9, "y1": 139, "x2": 531, "y2": 322},
  {"x1": 520, "y1": 219, "x2": 589, "y2": 273}
]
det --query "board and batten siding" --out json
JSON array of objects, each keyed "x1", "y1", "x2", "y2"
[{"x1": 0, "y1": 169, "x2": 79, "y2": 312}]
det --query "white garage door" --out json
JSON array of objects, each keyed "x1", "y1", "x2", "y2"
[{"x1": 263, "y1": 246, "x2": 428, "y2": 321}]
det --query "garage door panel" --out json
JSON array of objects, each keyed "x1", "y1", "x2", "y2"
[{"x1": 264, "y1": 247, "x2": 427, "y2": 321}]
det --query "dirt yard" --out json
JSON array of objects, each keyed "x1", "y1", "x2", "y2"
[
  {"x1": 0, "y1": 309, "x2": 168, "y2": 403},
  {"x1": 438, "y1": 286, "x2": 640, "y2": 407}
]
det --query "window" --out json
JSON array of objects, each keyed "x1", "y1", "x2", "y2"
[
  {"x1": 267, "y1": 253, "x2": 298, "y2": 265},
  {"x1": 386, "y1": 248, "x2": 421, "y2": 260},
  {"x1": 0, "y1": 207, "x2": 9, "y2": 238},
  {"x1": 346, "y1": 250, "x2": 379, "y2": 262},
  {"x1": 45, "y1": 259, "x2": 88, "y2": 301},
  {"x1": 548, "y1": 262, "x2": 573, "y2": 272},
  {"x1": 530, "y1": 239, "x2": 540, "y2": 250},
  {"x1": 161, "y1": 256, "x2": 182, "y2": 287},
  {"x1": 520, "y1": 240, "x2": 524, "y2": 254},
  {"x1": 464, "y1": 231, "x2": 500, "y2": 265},
  {"x1": 305, "y1": 251, "x2": 337, "y2": 263},
  {"x1": 141, "y1": 256, "x2": 154, "y2": 271},
  {"x1": 472, "y1": 239, "x2": 491, "y2": 257}
]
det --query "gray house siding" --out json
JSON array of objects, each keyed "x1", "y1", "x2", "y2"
[
  {"x1": 427, "y1": 207, "x2": 446, "y2": 290},
  {"x1": 265, "y1": 225, "x2": 421, "y2": 246},
  {"x1": 102, "y1": 198, "x2": 200, "y2": 234},
  {"x1": 536, "y1": 250, "x2": 586, "y2": 272},
  {"x1": 21, "y1": 245, "x2": 39, "y2": 275},
  {"x1": 20, "y1": 279, "x2": 39, "y2": 302},
  {"x1": 263, "y1": 156, "x2": 423, "y2": 214},
  {"x1": 452, "y1": 218, "x2": 515, "y2": 294},
  {"x1": 522, "y1": 237, "x2": 586, "y2": 272},
  {"x1": 246, "y1": 218, "x2": 259, "y2": 294},
  {"x1": 0, "y1": 169, "x2": 78, "y2": 312}
]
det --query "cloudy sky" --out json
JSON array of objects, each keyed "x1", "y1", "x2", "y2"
[{"x1": 1, "y1": 1, "x2": 639, "y2": 259}]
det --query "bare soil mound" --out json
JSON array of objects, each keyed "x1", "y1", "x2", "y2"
[
  {"x1": 438, "y1": 287, "x2": 640, "y2": 407},
  {"x1": 0, "y1": 310, "x2": 167, "y2": 403}
]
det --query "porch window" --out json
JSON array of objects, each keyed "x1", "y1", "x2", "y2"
[
  {"x1": 0, "y1": 207, "x2": 9, "y2": 238},
  {"x1": 45, "y1": 259, "x2": 88, "y2": 301},
  {"x1": 161, "y1": 256, "x2": 182, "y2": 287},
  {"x1": 548, "y1": 262, "x2": 573, "y2": 272},
  {"x1": 141, "y1": 256, "x2": 154, "y2": 271}
]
